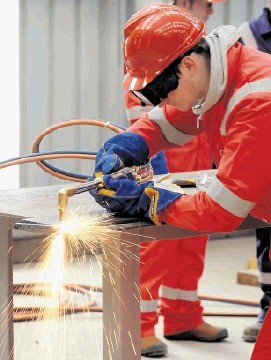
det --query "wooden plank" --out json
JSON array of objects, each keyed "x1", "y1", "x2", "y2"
[
  {"x1": 237, "y1": 257, "x2": 259, "y2": 286},
  {"x1": 237, "y1": 269, "x2": 259, "y2": 286}
]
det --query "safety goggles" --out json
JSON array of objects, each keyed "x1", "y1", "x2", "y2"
[
  {"x1": 132, "y1": 66, "x2": 180, "y2": 106},
  {"x1": 172, "y1": 0, "x2": 214, "y2": 7}
]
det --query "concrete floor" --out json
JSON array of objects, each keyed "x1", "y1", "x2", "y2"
[{"x1": 12, "y1": 232, "x2": 262, "y2": 360}]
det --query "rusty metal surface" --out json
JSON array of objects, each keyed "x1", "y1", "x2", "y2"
[
  {"x1": 0, "y1": 170, "x2": 208, "y2": 220},
  {"x1": 0, "y1": 169, "x2": 268, "y2": 235}
]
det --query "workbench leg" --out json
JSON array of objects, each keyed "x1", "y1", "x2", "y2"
[
  {"x1": 0, "y1": 215, "x2": 18, "y2": 360},
  {"x1": 103, "y1": 229, "x2": 140, "y2": 360}
]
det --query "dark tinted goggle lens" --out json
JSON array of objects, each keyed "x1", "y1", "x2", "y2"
[{"x1": 132, "y1": 67, "x2": 180, "y2": 106}]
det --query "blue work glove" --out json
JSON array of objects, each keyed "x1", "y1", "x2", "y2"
[
  {"x1": 138, "y1": 183, "x2": 183, "y2": 225},
  {"x1": 89, "y1": 173, "x2": 183, "y2": 224},
  {"x1": 95, "y1": 132, "x2": 149, "y2": 175},
  {"x1": 150, "y1": 151, "x2": 168, "y2": 175},
  {"x1": 89, "y1": 172, "x2": 150, "y2": 216}
]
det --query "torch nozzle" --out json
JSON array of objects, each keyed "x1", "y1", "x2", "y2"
[
  {"x1": 58, "y1": 182, "x2": 94, "y2": 222},
  {"x1": 57, "y1": 161, "x2": 152, "y2": 222},
  {"x1": 58, "y1": 189, "x2": 69, "y2": 222},
  {"x1": 58, "y1": 184, "x2": 89, "y2": 222}
]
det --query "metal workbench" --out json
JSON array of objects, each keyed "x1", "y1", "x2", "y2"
[{"x1": 0, "y1": 170, "x2": 268, "y2": 359}]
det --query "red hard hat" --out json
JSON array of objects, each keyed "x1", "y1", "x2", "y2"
[{"x1": 123, "y1": 3, "x2": 205, "y2": 91}]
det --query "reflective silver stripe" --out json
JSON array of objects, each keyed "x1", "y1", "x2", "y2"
[
  {"x1": 149, "y1": 107, "x2": 194, "y2": 145},
  {"x1": 159, "y1": 285, "x2": 198, "y2": 301},
  {"x1": 206, "y1": 176, "x2": 256, "y2": 217},
  {"x1": 258, "y1": 272, "x2": 271, "y2": 285},
  {"x1": 140, "y1": 299, "x2": 158, "y2": 312},
  {"x1": 221, "y1": 78, "x2": 271, "y2": 135},
  {"x1": 125, "y1": 105, "x2": 153, "y2": 122},
  {"x1": 238, "y1": 22, "x2": 258, "y2": 49},
  {"x1": 130, "y1": 77, "x2": 137, "y2": 89}
]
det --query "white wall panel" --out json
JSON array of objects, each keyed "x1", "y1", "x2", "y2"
[
  {"x1": 0, "y1": 1, "x2": 19, "y2": 190},
  {"x1": 20, "y1": 0, "x2": 269, "y2": 187},
  {"x1": 20, "y1": 0, "x2": 51, "y2": 186},
  {"x1": 207, "y1": 0, "x2": 267, "y2": 33},
  {"x1": 20, "y1": 0, "x2": 129, "y2": 186}
]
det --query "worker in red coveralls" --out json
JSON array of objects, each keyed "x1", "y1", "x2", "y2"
[
  {"x1": 90, "y1": 3, "x2": 271, "y2": 360},
  {"x1": 123, "y1": 0, "x2": 227, "y2": 357}
]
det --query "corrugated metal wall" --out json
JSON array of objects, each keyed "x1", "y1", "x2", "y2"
[{"x1": 19, "y1": 0, "x2": 268, "y2": 187}]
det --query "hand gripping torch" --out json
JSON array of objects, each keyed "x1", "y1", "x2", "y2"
[{"x1": 58, "y1": 162, "x2": 152, "y2": 222}]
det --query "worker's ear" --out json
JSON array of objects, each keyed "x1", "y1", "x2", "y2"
[{"x1": 179, "y1": 56, "x2": 197, "y2": 76}]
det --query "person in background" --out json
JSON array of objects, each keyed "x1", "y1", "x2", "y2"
[
  {"x1": 238, "y1": 1, "x2": 271, "y2": 344},
  {"x1": 172, "y1": 0, "x2": 222, "y2": 22},
  {"x1": 90, "y1": 3, "x2": 271, "y2": 359},
  {"x1": 124, "y1": 0, "x2": 227, "y2": 357}
]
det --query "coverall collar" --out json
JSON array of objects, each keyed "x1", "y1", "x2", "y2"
[{"x1": 192, "y1": 25, "x2": 241, "y2": 116}]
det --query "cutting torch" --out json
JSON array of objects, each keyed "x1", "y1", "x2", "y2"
[{"x1": 58, "y1": 162, "x2": 152, "y2": 222}]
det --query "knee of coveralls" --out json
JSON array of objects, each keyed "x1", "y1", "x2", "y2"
[
  {"x1": 250, "y1": 307, "x2": 271, "y2": 360},
  {"x1": 159, "y1": 235, "x2": 209, "y2": 334},
  {"x1": 140, "y1": 239, "x2": 179, "y2": 336}
]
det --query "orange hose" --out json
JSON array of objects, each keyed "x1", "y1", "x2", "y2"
[
  {"x1": 199, "y1": 294, "x2": 259, "y2": 307},
  {"x1": 31, "y1": 119, "x2": 124, "y2": 181},
  {"x1": 13, "y1": 282, "x2": 259, "y2": 322},
  {"x1": 0, "y1": 154, "x2": 96, "y2": 169},
  {"x1": 0, "y1": 118, "x2": 124, "y2": 182},
  {"x1": 202, "y1": 311, "x2": 258, "y2": 317},
  {"x1": 13, "y1": 282, "x2": 102, "y2": 321}
]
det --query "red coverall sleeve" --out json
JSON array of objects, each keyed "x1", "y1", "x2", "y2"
[
  {"x1": 125, "y1": 94, "x2": 212, "y2": 172},
  {"x1": 159, "y1": 98, "x2": 271, "y2": 233},
  {"x1": 128, "y1": 105, "x2": 205, "y2": 157}
]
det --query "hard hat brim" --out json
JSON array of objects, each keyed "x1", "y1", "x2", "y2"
[{"x1": 123, "y1": 73, "x2": 155, "y2": 91}]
